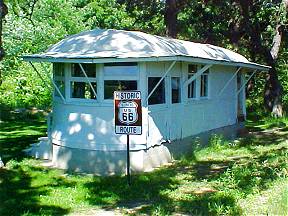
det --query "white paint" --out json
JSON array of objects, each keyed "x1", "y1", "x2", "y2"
[
  {"x1": 48, "y1": 61, "x2": 242, "y2": 154},
  {"x1": 69, "y1": 113, "x2": 78, "y2": 121},
  {"x1": 27, "y1": 29, "x2": 249, "y2": 63},
  {"x1": 87, "y1": 133, "x2": 94, "y2": 140},
  {"x1": 68, "y1": 123, "x2": 82, "y2": 135}
]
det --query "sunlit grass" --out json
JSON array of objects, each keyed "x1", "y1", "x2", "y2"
[{"x1": 240, "y1": 179, "x2": 288, "y2": 216}]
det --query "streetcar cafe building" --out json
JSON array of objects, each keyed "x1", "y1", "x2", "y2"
[{"x1": 23, "y1": 29, "x2": 269, "y2": 175}]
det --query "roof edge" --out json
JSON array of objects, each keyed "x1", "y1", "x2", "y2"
[{"x1": 22, "y1": 55, "x2": 270, "y2": 71}]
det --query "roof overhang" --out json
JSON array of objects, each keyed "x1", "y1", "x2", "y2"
[{"x1": 22, "y1": 55, "x2": 270, "y2": 72}]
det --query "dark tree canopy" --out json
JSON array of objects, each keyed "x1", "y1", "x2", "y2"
[{"x1": 0, "y1": 0, "x2": 8, "y2": 85}]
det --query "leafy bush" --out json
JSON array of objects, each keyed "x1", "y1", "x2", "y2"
[
  {"x1": 1, "y1": 0, "x2": 88, "y2": 109},
  {"x1": 0, "y1": 63, "x2": 52, "y2": 108}
]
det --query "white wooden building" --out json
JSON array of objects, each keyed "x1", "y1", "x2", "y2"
[{"x1": 23, "y1": 29, "x2": 269, "y2": 175}]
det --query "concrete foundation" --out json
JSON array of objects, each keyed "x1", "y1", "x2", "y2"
[
  {"x1": 50, "y1": 123, "x2": 243, "y2": 175},
  {"x1": 52, "y1": 143, "x2": 172, "y2": 175},
  {"x1": 24, "y1": 137, "x2": 53, "y2": 160}
]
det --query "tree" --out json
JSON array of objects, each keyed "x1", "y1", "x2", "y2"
[
  {"x1": 237, "y1": 0, "x2": 288, "y2": 117},
  {"x1": 164, "y1": 0, "x2": 188, "y2": 38},
  {"x1": 177, "y1": 0, "x2": 287, "y2": 116},
  {"x1": 117, "y1": 0, "x2": 165, "y2": 35},
  {"x1": 264, "y1": 0, "x2": 288, "y2": 116},
  {"x1": 0, "y1": 0, "x2": 8, "y2": 85},
  {"x1": 164, "y1": 0, "x2": 178, "y2": 38},
  {"x1": 119, "y1": 0, "x2": 188, "y2": 38}
]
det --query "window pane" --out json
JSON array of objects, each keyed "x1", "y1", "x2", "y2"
[
  {"x1": 188, "y1": 75, "x2": 196, "y2": 99},
  {"x1": 55, "y1": 81, "x2": 65, "y2": 98},
  {"x1": 53, "y1": 63, "x2": 64, "y2": 77},
  {"x1": 104, "y1": 80, "x2": 137, "y2": 99},
  {"x1": 148, "y1": 77, "x2": 165, "y2": 105},
  {"x1": 72, "y1": 64, "x2": 96, "y2": 77},
  {"x1": 200, "y1": 74, "x2": 208, "y2": 97},
  {"x1": 171, "y1": 77, "x2": 181, "y2": 103},
  {"x1": 104, "y1": 64, "x2": 138, "y2": 77},
  {"x1": 188, "y1": 64, "x2": 197, "y2": 74},
  {"x1": 71, "y1": 82, "x2": 97, "y2": 99},
  {"x1": 104, "y1": 62, "x2": 137, "y2": 67},
  {"x1": 188, "y1": 64, "x2": 197, "y2": 99}
]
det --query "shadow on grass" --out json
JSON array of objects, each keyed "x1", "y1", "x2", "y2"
[
  {"x1": 237, "y1": 123, "x2": 288, "y2": 148},
  {"x1": 0, "y1": 167, "x2": 69, "y2": 216},
  {"x1": 83, "y1": 130, "x2": 287, "y2": 215},
  {"x1": 84, "y1": 168, "x2": 180, "y2": 206},
  {"x1": 193, "y1": 161, "x2": 232, "y2": 180},
  {"x1": 245, "y1": 115, "x2": 288, "y2": 133},
  {"x1": 0, "y1": 120, "x2": 47, "y2": 162},
  {"x1": 81, "y1": 161, "x2": 241, "y2": 215},
  {"x1": 83, "y1": 161, "x2": 243, "y2": 215},
  {"x1": 136, "y1": 192, "x2": 241, "y2": 215},
  {"x1": 233, "y1": 148, "x2": 287, "y2": 193}
]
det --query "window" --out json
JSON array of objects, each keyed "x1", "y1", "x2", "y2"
[
  {"x1": 70, "y1": 63, "x2": 97, "y2": 100},
  {"x1": 188, "y1": 65, "x2": 197, "y2": 99},
  {"x1": 104, "y1": 81, "x2": 137, "y2": 99},
  {"x1": 171, "y1": 77, "x2": 181, "y2": 103},
  {"x1": 104, "y1": 62, "x2": 138, "y2": 99},
  {"x1": 104, "y1": 62, "x2": 138, "y2": 77},
  {"x1": 200, "y1": 69, "x2": 209, "y2": 98},
  {"x1": 187, "y1": 64, "x2": 210, "y2": 99},
  {"x1": 71, "y1": 64, "x2": 96, "y2": 77},
  {"x1": 148, "y1": 77, "x2": 165, "y2": 105},
  {"x1": 53, "y1": 63, "x2": 65, "y2": 98},
  {"x1": 71, "y1": 82, "x2": 97, "y2": 99}
]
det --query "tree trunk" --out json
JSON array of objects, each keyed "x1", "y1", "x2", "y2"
[
  {"x1": 239, "y1": 0, "x2": 287, "y2": 117},
  {"x1": 0, "y1": 0, "x2": 8, "y2": 86},
  {"x1": 264, "y1": 67, "x2": 283, "y2": 117},
  {"x1": 164, "y1": 0, "x2": 178, "y2": 38},
  {"x1": 263, "y1": 0, "x2": 288, "y2": 117}
]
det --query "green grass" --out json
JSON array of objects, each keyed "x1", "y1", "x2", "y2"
[
  {"x1": 240, "y1": 179, "x2": 288, "y2": 215},
  {"x1": 0, "y1": 118, "x2": 47, "y2": 162},
  {"x1": 0, "y1": 113, "x2": 287, "y2": 215}
]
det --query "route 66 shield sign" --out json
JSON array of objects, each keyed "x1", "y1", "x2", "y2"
[
  {"x1": 118, "y1": 101, "x2": 138, "y2": 125},
  {"x1": 114, "y1": 91, "x2": 142, "y2": 135}
]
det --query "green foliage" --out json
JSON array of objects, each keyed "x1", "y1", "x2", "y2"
[
  {"x1": 118, "y1": 0, "x2": 166, "y2": 35},
  {"x1": 208, "y1": 134, "x2": 229, "y2": 150},
  {"x1": 0, "y1": 63, "x2": 52, "y2": 108},
  {"x1": 277, "y1": 46, "x2": 288, "y2": 111},
  {"x1": 177, "y1": 0, "x2": 288, "y2": 114},
  {"x1": 79, "y1": 0, "x2": 135, "y2": 30},
  {"x1": 1, "y1": 0, "x2": 87, "y2": 108},
  {"x1": 1, "y1": 0, "x2": 134, "y2": 108}
]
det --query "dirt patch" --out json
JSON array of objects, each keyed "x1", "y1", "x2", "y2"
[{"x1": 69, "y1": 208, "x2": 123, "y2": 216}]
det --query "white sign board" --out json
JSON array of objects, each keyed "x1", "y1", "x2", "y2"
[{"x1": 114, "y1": 91, "x2": 142, "y2": 135}]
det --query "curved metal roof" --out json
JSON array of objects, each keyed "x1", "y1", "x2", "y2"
[{"x1": 23, "y1": 29, "x2": 269, "y2": 71}]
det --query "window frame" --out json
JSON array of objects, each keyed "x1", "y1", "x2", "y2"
[
  {"x1": 67, "y1": 63, "x2": 98, "y2": 102},
  {"x1": 53, "y1": 63, "x2": 66, "y2": 99},
  {"x1": 147, "y1": 76, "x2": 166, "y2": 106},
  {"x1": 187, "y1": 65, "x2": 197, "y2": 100},
  {"x1": 171, "y1": 76, "x2": 181, "y2": 104},
  {"x1": 200, "y1": 70, "x2": 209, "y2": 99},
  {"x1": 187, "y1": 64, "x2": 210, "y2": 101},
  {"x1": 103, "y1": 62, "x2": 139, "y2": 101}
]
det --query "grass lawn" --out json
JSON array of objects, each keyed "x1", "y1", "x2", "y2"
[{"x1": 0, "y1": 113, "x2": 287, "y2": 216}]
